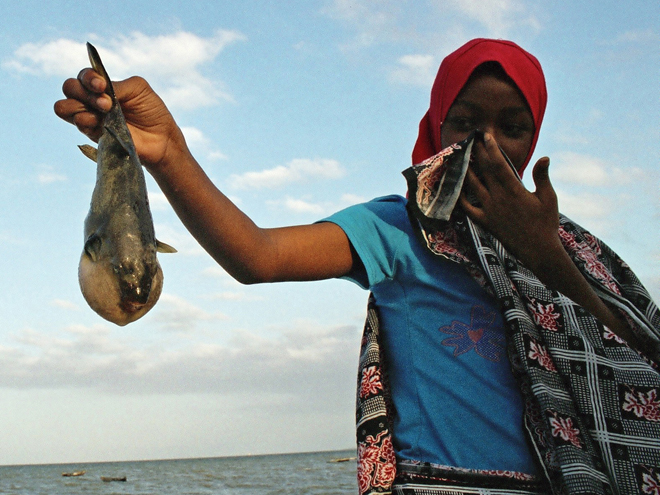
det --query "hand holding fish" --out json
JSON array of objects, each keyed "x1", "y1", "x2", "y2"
[
  {"x1": 56, "y1": 65, "x2": 187, "y2": 173},
  {"x1": 55, "y1": 45, "x2": 355, "y2": 294}
]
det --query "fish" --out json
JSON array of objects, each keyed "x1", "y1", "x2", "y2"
[{"x1": 77, "y1": 42, "x2": 176, "y2": 326}]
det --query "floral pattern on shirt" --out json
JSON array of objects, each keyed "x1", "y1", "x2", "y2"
[{"x1": 439, "y1": 305, "x2": 505, "y2": 362}]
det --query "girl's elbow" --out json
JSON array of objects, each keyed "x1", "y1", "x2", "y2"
[{"x1": 230, "y1": 263, "x2": 279, "y2": 285}]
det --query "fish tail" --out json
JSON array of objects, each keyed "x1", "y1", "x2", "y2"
[{"x1": 86, "y1": 42, "x2": 116, "y2": 100}]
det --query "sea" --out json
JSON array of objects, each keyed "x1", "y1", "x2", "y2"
[{"x1": 0, "y1": 450, "x2": 358, "y2": 495}]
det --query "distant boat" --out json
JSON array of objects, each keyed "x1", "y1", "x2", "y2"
[
  {"x1": 100, "y1": 476, "x2": 127, "y2": 482},
  {"x1": 328, "y1": 457, "x2": 356, "y2": 463},
  {"x1": 61, "y1": 471, "x2": 86, "y2": 477}
]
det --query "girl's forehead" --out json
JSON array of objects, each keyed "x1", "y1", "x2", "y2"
[
  {"x1": 461, "y1": 72, "x2": 521, "y2": 94},
  {"x1": 450, "y1": 74, "x2": 533, "y2": 116}
]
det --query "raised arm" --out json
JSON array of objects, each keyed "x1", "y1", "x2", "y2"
[
  {"x1": 55, "y1": 69, "x2": 354, "y2": 284},
  {"x1": 459, "y1": 133, "x2": 639, "y2": 347}
]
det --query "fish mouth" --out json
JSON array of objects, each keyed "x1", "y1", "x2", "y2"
[
  {"x1": 120, "y1": 298, "x2": 147, "y2": 314},
  {"x1": 120, "y1": 282, "x2": 152, "y2": 314}
]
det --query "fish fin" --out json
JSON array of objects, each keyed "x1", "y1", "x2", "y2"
[
  {"x1": 86, "y1": 42, "x2": 116, "y2": 100},
  {"x1": 78, "y1": 144, "x2": 98, "y2": 162},
  {"x1": 84, "y1": 234, "x2": 102, "y2": 262},
  {"x1": 156, "y1": 240, "x2": 177, "y2": 254},
  {"x1": 104, "y1": 125, "x2": 135, "y2": 157}
]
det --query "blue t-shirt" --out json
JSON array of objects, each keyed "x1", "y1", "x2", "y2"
[{"x1": 323, "y1": 195, "x2": 537, "y2": 474}]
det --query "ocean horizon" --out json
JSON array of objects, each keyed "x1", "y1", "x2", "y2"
[
  {"x1": 0, "y1": 448, "x2": 357, "y2": 468},
  {"x1": 0, "y1": 449, "x2": 358, "y2": 494}
]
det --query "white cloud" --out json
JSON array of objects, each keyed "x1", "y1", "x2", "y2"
[
  {"x1": 321, "y1": 0, "x2": 401, "y2": 49},
  {"x1": 389, "y1": 54, "x2": 437, "y2": 87},
  {"x1": 50, "y1": 299, "x2": 80, "y2": 311},
  {"x1": 0, "y1": 231, "x2": 26, "y2": 245},
  {"x1": 152, "y1": 294, "x2": 228, "y2": 332},
  {"x1": 147, "y1": 190, "x2": 169, "y2": 212},
  {"x1": 180, "y1": 126, "x2": 208, "y2": 146},
  {"x1": 610, "y1": 29, "x2": 660, "y2": 45},
  {"x1": 266, "y1": 192, "x2": 366, "y2": 216},
  {"x1": 551, "y1": 152, "x2": 610, "y2": 186},
  {"x1": 36, "y1": 166, "x2": 67, "y2": 184},
  {"x1": 202, "y1": 265, "x2": 234, "y2": 280},
  {"x1": 0, "y1": 320, "x2": 360, "y2": 399},
  {"x1": 153, "y1": 223, "x2": 206, "y2": 256},
  {"x1": 322, "y1": 0, "x2": 386, "y2": 25},
  {"x1": 556, "y1": 190, "x2": 612, "y2": 219},
  {"x1": 322, "y1": 0, "x2": 540, "y2": 49},
  {"x1": 208, "y1": 151, "x2": 229, "y2": 161},
  {"x1": 554, "y1": 131, "x2": 590, "y2": 146},
  {"x1": 3, "y1": 38, "x2": 89, "y2": 76},
  {"x1": 37, "y1": 171, "x2": 67, "y2": 184},
  {"x1": 322, "y1": 0, "x2": 542, "y2": 85},
  {"x1": 228, "y1": 158, "x2": 345, "y2": 190},
  {"x1": 267, "y1": 197, "x2": 326, "y2": 215},
  {"x1": 551, "y1": 151, "x2": 645, "y2": 187},
  {"x1": 180, "y1": 126, "x2": 227, "y2": 162},
  {"x1": 339, "y1": 193, "x2": 367, "y2": 206},
  {"x1": 200, "y1": 268, "x2": 265, "y2": 301},
  {"x1": 207, "y1": 291, "x2": 264, "y2": 302},
  {"x1": 442, "y1": 0, "x2": 541, "y2": 38},
  {"x1": 4, "y1": 30, "x2": 246, "y2": 110},
  {"x1": 553, "y1": 110, "x2": 604, "y2": 146},
  {"x1": 555, "y1": 189, "x2": 616, "y2": 236}
]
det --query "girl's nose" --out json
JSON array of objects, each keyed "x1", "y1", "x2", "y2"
[{"x1": 479, "y1": 124, "x2": 496, "y2": 138}]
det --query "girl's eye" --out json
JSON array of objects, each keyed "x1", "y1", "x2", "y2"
[
  {"x1": 502, "y1": 123, "x2": 531, "y2": 139},
  {"x1": 445, "y1": 117, "x2": 475, "y2": 132},
  {"x1": 503, "y1": 124, "x2": 522, "y2": 137}
]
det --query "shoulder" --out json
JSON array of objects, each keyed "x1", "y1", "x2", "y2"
[
  {"x1": 325, "y1": 194, "x2": 409, "y2": 229},
  {"x1": 320, "y1": 195, "x2": 413, "y2": 288}
]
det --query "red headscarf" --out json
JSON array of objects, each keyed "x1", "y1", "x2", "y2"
[{"x1": 412, "y1": 38, "x2": 547, "y2": 176}]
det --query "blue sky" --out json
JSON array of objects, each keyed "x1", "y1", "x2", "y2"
[{"x1": 0, "y1": 0, "x2": 658, "y2": 466}]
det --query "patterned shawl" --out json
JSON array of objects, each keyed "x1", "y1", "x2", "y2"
[{"x1": 355, "y1": 136, "x2": 660, "y2": 495}]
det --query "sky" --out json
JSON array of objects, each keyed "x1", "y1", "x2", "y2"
[{"x1": 0, "y1": 0, "x2": 658, "y2": 466}]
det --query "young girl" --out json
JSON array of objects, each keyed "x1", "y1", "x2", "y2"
[{"x1": 56, "y1": 38, "x2": 660, "y2": 495}]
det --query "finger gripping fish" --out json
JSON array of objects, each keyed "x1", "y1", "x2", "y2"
[{"x1": 78, "y1": 42, "x2": 176, "y2": 326}]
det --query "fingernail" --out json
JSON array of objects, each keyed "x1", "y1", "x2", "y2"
[
  {"x1": 96, "y1": 96, "x2": 111, "y2": 111},
  {"x1": 483, "y1": 132, "x2": 492, "y2": 142},
  {"x1": 91, "y1": 77, "x2": 104, "y2": 92}
]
